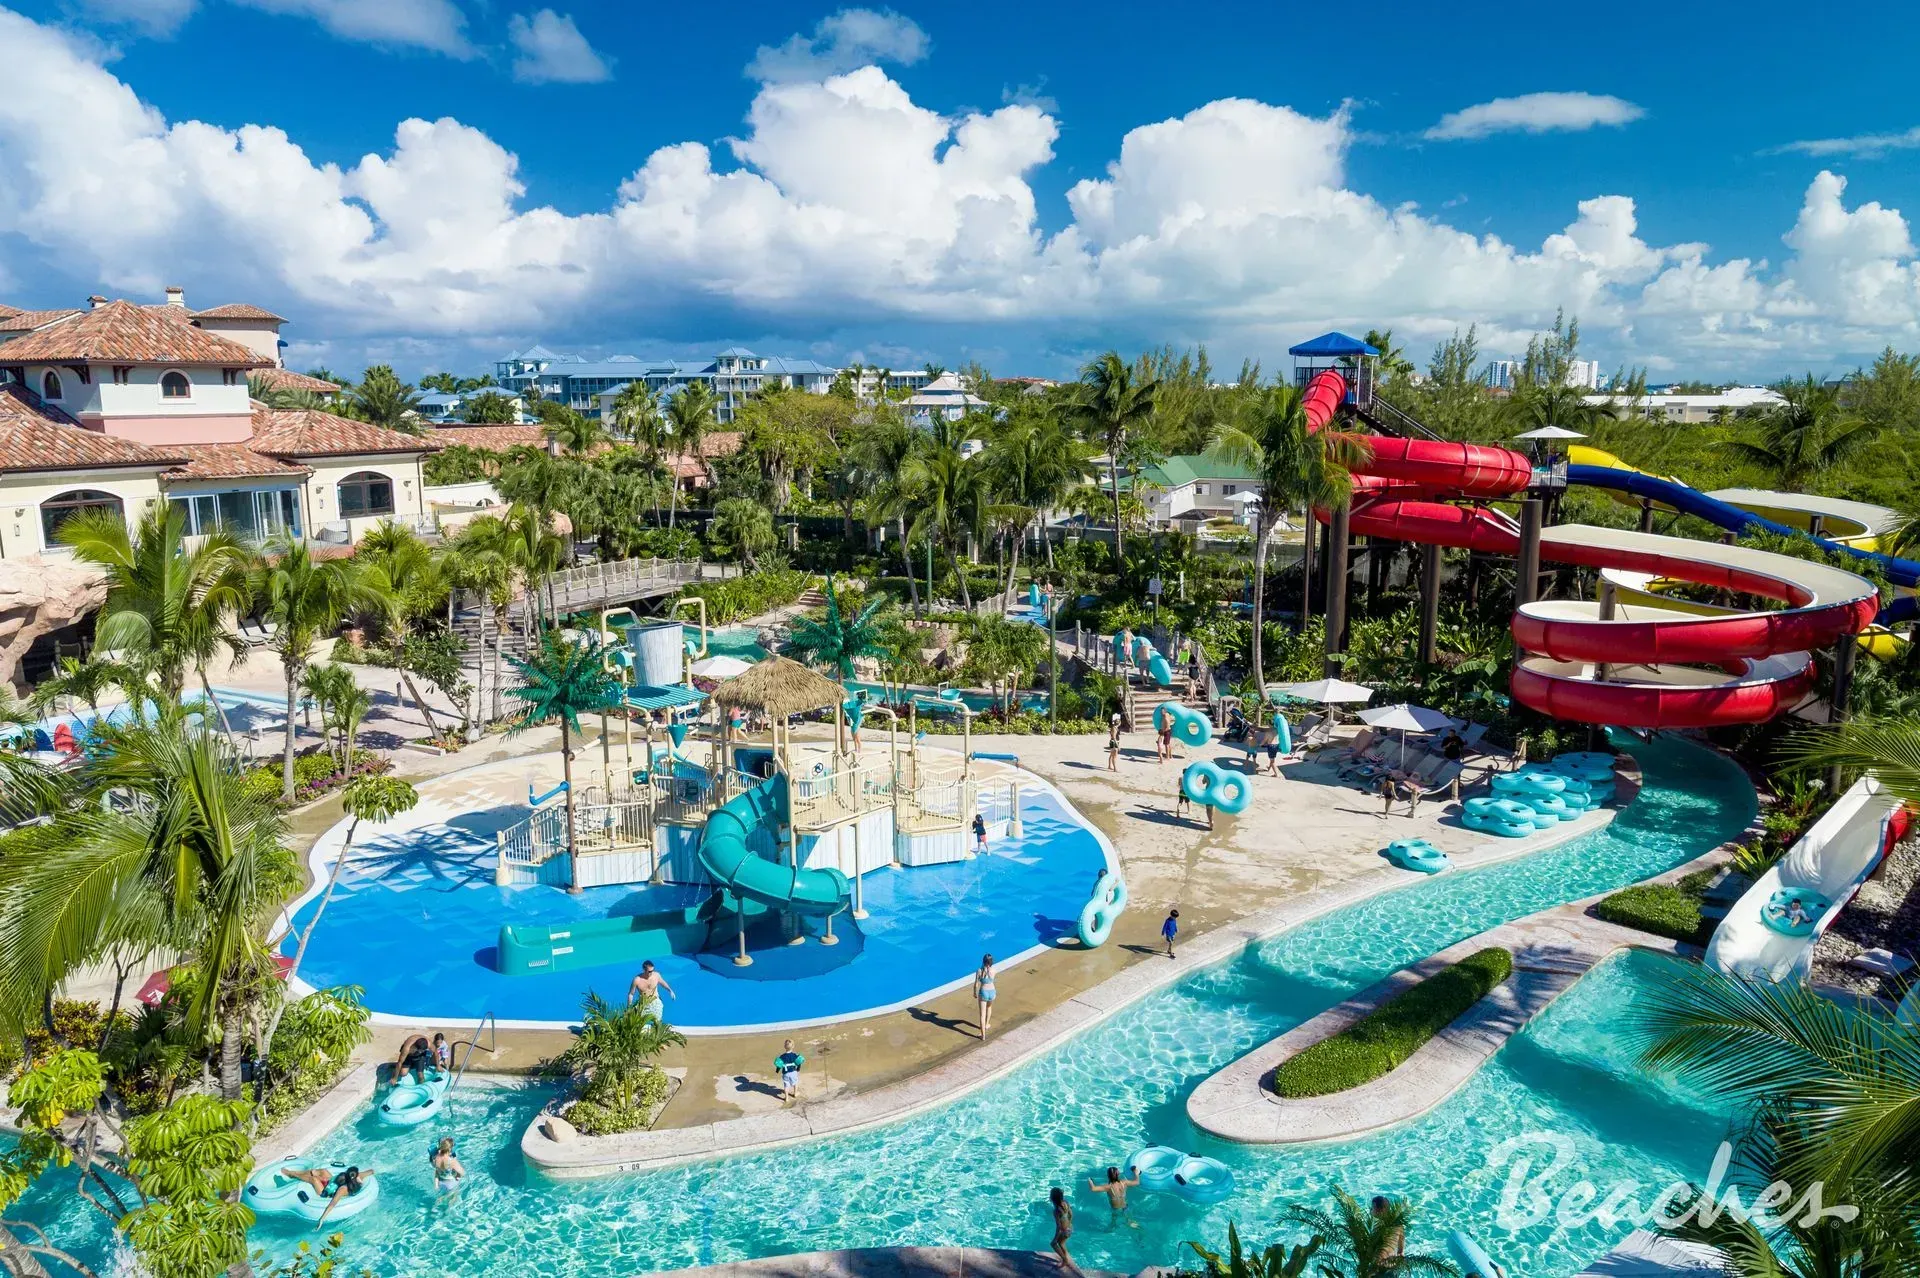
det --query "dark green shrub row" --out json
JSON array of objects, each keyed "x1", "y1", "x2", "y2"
[
  {"x1": 1593, "y1": 878, "x2": 1718, "y2": 947},
  {"x1": 1271, "y1": 947, "x2": 1514, "y2": 1098}
]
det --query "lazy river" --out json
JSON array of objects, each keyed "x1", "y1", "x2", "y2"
[{"x1": 19, "y1": 732, "x2": 1756, "y2": 1277}]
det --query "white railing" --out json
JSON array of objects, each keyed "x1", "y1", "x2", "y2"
[
  {"x1": 495, "y1": 804, "x2": 569, "y2": 885},
  {"x1": 789, "y1": 761, "x2": 895, "y2": 831},
  {"x1": 493, "y1": 786, "x2": 656, "y2": 884},
  {"x1": 540, "y1": 557, "x2": 742, "y2": 614}
]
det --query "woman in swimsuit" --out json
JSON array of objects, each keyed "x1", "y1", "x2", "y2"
[
  {"x1": 431, "y1": 1138, "x2": 465, "y2": 1196},
  {"x1": 974, "y1": 954, "x2": 997, "y2": 1041}
]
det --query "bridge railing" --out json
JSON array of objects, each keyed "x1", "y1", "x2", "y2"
[{"x1": 540, "y1": 557, "x2": 741, "y2": 615}]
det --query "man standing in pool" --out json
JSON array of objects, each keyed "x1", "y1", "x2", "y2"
[
  {"x1": 1086, "y1": 1166, "x2": 1140, "y2": 1228},
  {"x1": 627, "y1": 960, "x2": 676, "y2": 1020}
]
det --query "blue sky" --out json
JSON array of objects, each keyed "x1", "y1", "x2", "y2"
[{"x1": 3, "y1": 0, "x2": 1918, "y2": 381}]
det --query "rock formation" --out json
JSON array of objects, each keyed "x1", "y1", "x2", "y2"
[{"x1": 0, "y1": 557, "x2": 108, "y2": 692}]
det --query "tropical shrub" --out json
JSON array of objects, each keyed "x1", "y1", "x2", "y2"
[{"x1": 675, "y1": 569, "x2": 811, "y2": 625}]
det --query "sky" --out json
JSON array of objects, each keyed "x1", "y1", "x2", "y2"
[{"x1": 2, "y1": 0, "x2": 1919, "y2": 383}]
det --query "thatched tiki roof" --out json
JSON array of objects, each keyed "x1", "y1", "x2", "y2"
[{"x1": 712, "y1": 656, "x2": 844, "y2": 718}]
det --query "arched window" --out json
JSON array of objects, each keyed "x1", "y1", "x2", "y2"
[
  {"x1": 40, "y1": 489, "x2": 122, "y2": 548},
  {"x1": 336, "y1": 471, "x2": 394, "y2": 518},
  {"x1": 40, "y1": 371, "x2": 61, "y2": 401},
  {"x1": 160, "y1": 370, "x2": 191, "y2": 399}
]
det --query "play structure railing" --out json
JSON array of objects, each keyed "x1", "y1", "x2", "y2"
[
  {"x1": 539, "y1": 556, "x2": 739, "y2": 616},
  {"x1": 789, "y1": 760, "x2": 897, "y2": 831},
  {"x1": 494, "y1": 785, "x2": 660, "y2": 884}
]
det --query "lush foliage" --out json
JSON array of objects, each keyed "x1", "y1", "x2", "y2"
[
  {"x1": 556, "y1": 993, "x2": 684, "y2": 1135},
  {"x1": 675, "y1": 569, "x2": 811, "y2": 625},
  {"x1": 1271, "y1": 948, "x2": 1513, "y2": 1098},
  {"x1": 1593, "y1": 880, "x2": 1716, "y2": 947}
]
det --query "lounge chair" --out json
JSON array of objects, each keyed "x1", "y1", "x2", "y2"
[{"x1": 1318, "y1": 727, "x2": 1375, "y2": 764}]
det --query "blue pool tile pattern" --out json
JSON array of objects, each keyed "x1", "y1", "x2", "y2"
[{"x1": 285, "y1": 779, "x2": 1111, "y2": 1029}]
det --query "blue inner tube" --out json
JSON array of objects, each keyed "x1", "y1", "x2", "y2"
[
  {"x1": 1126, "y1": 1145, "x2": 1184, "y2": 1194},
  {"x1": 1075, "y1": 873, "x2": 1129, "y2": 948},
  {"x1": 379, "y1": 1072, "x2": 449, "y2": 1128},
  {"x1": 1172, "y1": 1155, "x2": 1235, "y2": 1204},
  {"x1": 244, "y1": 1160, "x2": 381, "y2": 1223},
  {"x1": 1762, "y1": 888, "x2": 1828, "y2": 936}
]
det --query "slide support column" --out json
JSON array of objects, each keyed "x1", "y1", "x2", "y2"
[
  {"x1": 1417, "y1": 543, "x2": 1441, "y2": 665},
  {"x1": 1516, "y1": 499, "x2": 1544, "y2": 608},
  {"x1": 1323, "y1": 503, "x2": 1352, "y2": 675},
  {"x1": 1830, "y1": 634, "x2": 1858, "y2": 793},
  {"x1": 1638, "y1": 499, "x2": 1654, "y2": 534}
]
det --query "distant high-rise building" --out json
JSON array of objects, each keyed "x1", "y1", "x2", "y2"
[{"x1": 1483, "y1": 358, "x2": 1602, "y2": 391}]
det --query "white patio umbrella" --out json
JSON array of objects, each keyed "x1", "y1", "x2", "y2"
[
  {"x1": 1511, "y1": 426, "x2": 1588, "y2": 440},
  {"x1": 690, "y1": 654, "x2": 753, "y2": 679},
  {"x1": 1359, "y1": 702, "x2": 1462, "y2": 765},
  {"x1": 1266, "y1": 678, "x2": 1374, "y2": 705}
]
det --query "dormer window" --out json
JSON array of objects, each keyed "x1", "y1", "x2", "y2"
[
  {"x1": 41, "y1": 371, "x2": 61, "y2": 401},
  {"x1": 161, "y1": 370, "x2": 191, "y2": 399}
]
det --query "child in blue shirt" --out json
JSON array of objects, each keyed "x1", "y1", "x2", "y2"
[{"x1": 1161, "y1": 908, "x2": 1179, "y2": 959}]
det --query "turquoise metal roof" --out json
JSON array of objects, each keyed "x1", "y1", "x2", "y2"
[{"x1": 623, "y1": 684, "x2": 707, "y2": 712}]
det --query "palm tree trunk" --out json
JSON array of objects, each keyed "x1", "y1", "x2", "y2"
[
  {"x1": 400, "y1": 671, "x2": 440, "y2": 735},
  {"x1": 948, "y1": 540, "x2": 972, "y2": 609},
  {"x1": 667, "y1": 479, "x2": 680, "y2": 531},
  {"x1": 1005, "y1": 530, "x2": 1024, "y2": 601},
  {"x1": 1300, "y1": 512, "x2": 1316, "y2": 627},
  {"x1": 492, "y1": 607, "x2": 507, "y2": 723},
  {"x1": 260, "y1": 817, "x2": 362, "y2": 1061},
  {"x1": 217, "y1": 1006, "x2": 245, "y2": 1100},
  {"x1": 1106, "y1": 450, "x2": 1125, "y2": 575},
  {"x1": 561, "y1": 721, "x2": 580, "y2": 894},
  {"x1": 1251, "y1": 508, "x2": 1271, "y2": 697},
  {"x1": 281, "y1": 663, "x2": 300, "y2": 803},
  {"x1": 896, "y1": 515, "x2": 921, "y2": 616}
]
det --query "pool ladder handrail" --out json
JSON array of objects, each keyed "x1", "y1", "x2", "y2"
[{"x1": 447, "y1": 1011, "x2": 498, "y2": 1095}]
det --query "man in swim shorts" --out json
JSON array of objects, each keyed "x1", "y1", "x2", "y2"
[
  {"x1": 1086, "y1": 1166, "x2": 1140, "y2": 1227},
  {"x1": 392, "y1": 1034, "x2": 435, "y2": 1086},
  {"x1": 627, "y1": 960, "x2": 676, "y2": 1019}
]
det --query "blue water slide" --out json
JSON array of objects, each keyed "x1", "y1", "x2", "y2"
[
  {"x1": 697, "y1": 775, "x2": 851, "y2": 917},
  {"x1": 1567, "y1": 463, "x2": 1920, "y2": 621}
]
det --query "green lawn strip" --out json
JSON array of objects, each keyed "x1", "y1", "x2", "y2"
[
  {"x1": 1270, "y1": 947, "x2": 1514, "y2": 1099},
  {"x1": 1593, "y1": 869, "x2": 1721, "y2": 947}
]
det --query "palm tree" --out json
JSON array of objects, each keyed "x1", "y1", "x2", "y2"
[
  {"x1": 505, "y1": 631, "x2": 622, "y2": 893},
  {"x1": 349, "y1": 365, "x2": 423, "y2": 431},
  {"x1": 909, "y1": 423, "x2": 988, "y2": 608},
  {"x1": 543, "y1": 409, "x2": 609, "y2": 457},
  {"x1": 299, "y1": 661, "x2": 352, "y2": 763},
  {"x1": 608, "y1": 380, "x2": 662, "y2": 453},
  {"x1": 262, "y1": 776, "x2": 418, "y2": 1062},
  {"x1": 784, "y1": 579, "x2": 890, "y2": 678},
  {"x1": 1215, "y1": 382, "x2": 1370, "y2": 692},
  {"x1": 59, "y1": 503, "x2": 250, "y2": 706},
  {"x1": 1075, "y1": 351, "x2": 1159, "y2": 570},
  {"x1": 709, "y1": 499, "x2": 777, "y2": 569},
  {"x1": 250, "y1": 540, "x2": 373, "y2": 802},
  {"x1": 983, "y1": 407, "x2": 1094, "y2": 585},
  {"x1": 664, "y1": 380, "x2": 717, "y2": 530},
  {"x1": 560, "y1": 992, "x2": 686, "y2": 1108},
  {"x1": 849, "y1": 409, "x2": 925, "y2": 615},
  {"x1": 0, "y1": 721, "x2": 297, "y2": 1098},
  {"x1": 1725, "y1": 376, "x2": 1880, "y2": 492},
  {"x1": 33, "y1": 655, "x2": 139, "y2": 719},
  {"x1": 1279, "y1": 1188, "x2": 1457, "y2": 1277},
  {"x1": 356, "y1": 525, "x2": 450, "y2": 734},
  {"x1": 1782, "y1": 715, "x2": 1920, "y2": 804},
  {"x1": 1636, "y1": 954, "x2": 1920, "y2": 1225}
]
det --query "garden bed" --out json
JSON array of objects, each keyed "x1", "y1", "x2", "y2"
[
  {"x1": 1268, "y1": 947, "x2": 1513, "y2": 1098},
  {"x1": 1591, "y1": 867, "x2": 1724, "y2": 947}
]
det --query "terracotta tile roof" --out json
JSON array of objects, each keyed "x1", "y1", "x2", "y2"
[
  {"x1": 0, "y1": 300, "x2": 271, "y2": 366},
  {"x1": 0, "y1": 383, "x2": 182, "y2": 473},
  {"x1": 0, "y1": 308, "x2": 82, "y2": 335},
  {"x1": 0, "y1": 305, "x2": 19, "y2": 321},
  {"x1": 250, "y1": 367, "x2": 341, "y2": 394},
  {"x1": 164, "y1": 443, "x2": 311, "y2": 482},
  {"x1": 190, "y1": 303, "x2": 287, "y2": 323},
  {"x1": 431, "y1": 424, "x2": 548, "y2": 451},
  {"x1": 248, "y1": 405, "x2": 438, "y2": 458}
]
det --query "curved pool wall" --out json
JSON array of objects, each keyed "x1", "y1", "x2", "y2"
[
  {"x1": 278, "y1": 758, "x2": 1114, "y2": 1031},
  {"x1": 21, "y1": 733, "x2": 1756, "y2": 1278}
]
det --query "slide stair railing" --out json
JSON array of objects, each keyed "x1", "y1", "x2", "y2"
[{"x1": 1356, "y1": 394, "x2": 1445, "y2": 442}]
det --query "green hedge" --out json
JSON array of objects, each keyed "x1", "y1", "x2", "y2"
[
  {"x1": 1593, "y1": 880, "x2": 1717, "y2": 946},
  {"x1": 1271, "y1": 947, "x2": 1513, "y2": 1098}
]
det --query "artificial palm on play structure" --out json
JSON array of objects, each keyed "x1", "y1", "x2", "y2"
[
  {"x1": 505, "y1": 629, "x2": 624, "y2": 893},
  {"x1": 783, "y1": 578, "x2": 891, "y2": 679}
]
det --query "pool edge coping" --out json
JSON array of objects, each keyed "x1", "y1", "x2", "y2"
[{"x1": 520, "y1": 772, "x2": 1652, "y2": 1178}]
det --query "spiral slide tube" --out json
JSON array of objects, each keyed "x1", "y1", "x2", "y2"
[
  {"x1": 1300, "y1": 370, "x2": 1880, "y2": 729},
  {"x1": 698, "y1": 775, "x2": 851, "y2": 916}
]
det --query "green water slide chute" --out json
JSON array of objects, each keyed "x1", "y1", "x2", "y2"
[{"x1": 698, "y1": 774, "x2": 852, "y2": 916}]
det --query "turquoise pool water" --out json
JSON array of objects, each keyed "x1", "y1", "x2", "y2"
[
  {"x1": 845, "y1": 680, "x2": 1049, "y2": 715},
  {"x1": 704, "y1": 627, "x2": 768, "y2": 661},
  {"x1": 19, "y1": 733, "x2": 1755, "y2": 1277}
]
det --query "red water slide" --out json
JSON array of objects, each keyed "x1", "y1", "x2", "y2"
[{"x1": 1298, "y1": 370, "x2": 1876, "y2": 728}]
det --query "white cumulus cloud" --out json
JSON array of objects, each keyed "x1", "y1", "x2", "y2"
[
  {"x1": 747, "y1": 8, "x2": 928, "y2": 83},
  {"x1": 230, "y1": 0, "x2": 473, "y2": 56},
  {"x1": 1426, "y1": 92, "x2": 1645, "y2": 141},
  {"x1": 509, "y1": 10, "x2": 611, "y2": 84},
  {"x1": 0, "y1": 7, "x2": 1915, "y2": 376}
]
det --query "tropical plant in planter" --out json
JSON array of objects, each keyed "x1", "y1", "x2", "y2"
[{"x1": 558, "y1": 993, "x2": 685, "y2": 1135}]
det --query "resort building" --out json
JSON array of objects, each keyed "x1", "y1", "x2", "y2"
[
  {"x1": 905, "y1": 371, "x2": 991, "y2": 424},
  {"x1": 1583, "y1": 385, "x2": 1784, "y2": 423},
  {"x1": 496, "y1": 346, "x2": 842, "y2": 425},
  {"x1": 0, "y1": 290, "x2": 436, "y2": 557},
  {"x1": 1138, "y1": 453, "x2": 1262, "y2": 526},
  {"x1": 417, "y1": 385, "x2": 531, "y2": 425}
]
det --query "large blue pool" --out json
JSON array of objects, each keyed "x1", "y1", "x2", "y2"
[
  {"x1": 283, "y1": 780, "x2": 1108, "y2": 1029},
  {"x1": 18, "y1": 733, "x2": 1758, "y2": 1277}
]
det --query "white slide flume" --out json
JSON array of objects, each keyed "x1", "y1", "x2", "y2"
[{"x1": 1707, "y1": 777, "x2": 1906, "y2": 983}]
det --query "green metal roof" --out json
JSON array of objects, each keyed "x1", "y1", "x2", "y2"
[{"x1": 1140, "y1": 452, "x2": 1261, "y2": 489}]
